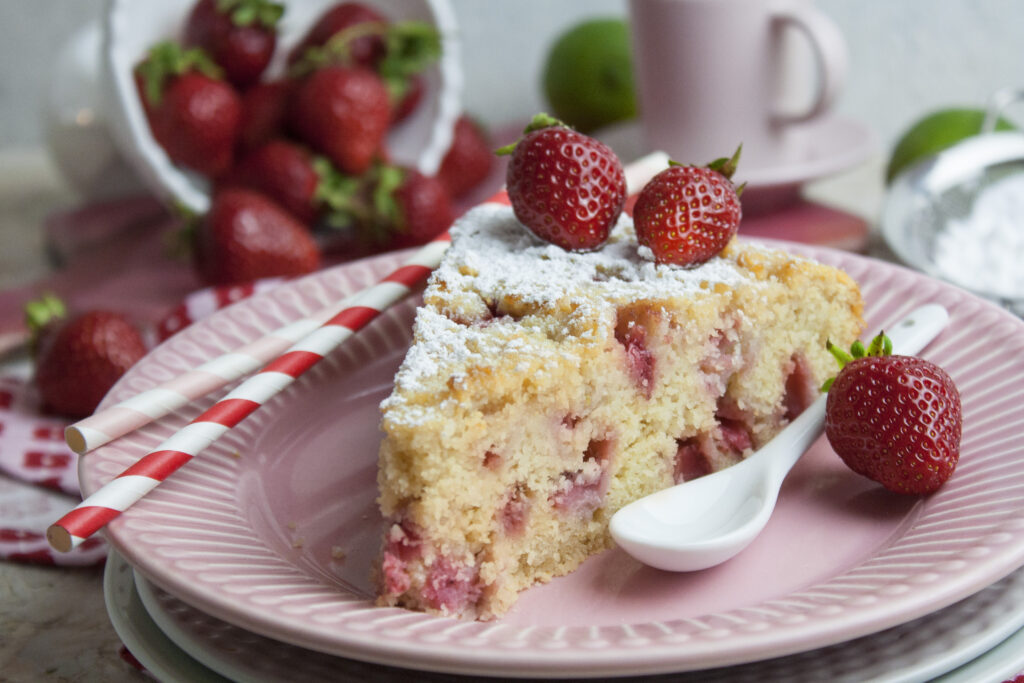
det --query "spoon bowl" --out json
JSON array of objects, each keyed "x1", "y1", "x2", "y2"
[{"x1": 610, "y1": 303, "x2": 950, "y2": 572}]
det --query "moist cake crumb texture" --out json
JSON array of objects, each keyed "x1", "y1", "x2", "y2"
[{"x1": 375, "y1": 203, "x2": 865, "y2": 620}]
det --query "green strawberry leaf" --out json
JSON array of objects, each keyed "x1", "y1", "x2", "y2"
[
  {"x1": 523, "y1": 112, "x2": 566, "y2": 134},
  {"x1": 289, "y1": 21, "x2": 386, "y2": 77},
  {"x1": 706, "y1": 144, "x2": 742, "y2": 180},
  {"x1": 821, "y1": 331, "x2": 895, "y2": 392},
  {"x1": 496, "y1": 113, "x2": 567, "y2": 156},
  {"x1": 164, "y1": 200, "x2": 201, "y2": 262},
  {"x1": 378, "y1": 21, "x2": 441, "y2": 79},
  {"x1": 865, "y1": 332, "x2": 885, "y2": 357},
  {"x1": 136, "y1": 41, "x2": 222, "y2": 107},
  {"x1": 24, "y1": 293, "x2": 68, "y2": 335},
  {"x1": 313, "y1": 156, "x2": 369, "y2": 229},
  {"x1": 216, "y1": 0, "x2": 284, "y2": 29},
  {"x1": 371, "y1": 163, "x2": 406, "y2": 232}
]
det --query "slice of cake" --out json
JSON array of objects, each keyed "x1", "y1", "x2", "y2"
[{"x1": 374, "y1": 200, "x2": 864, "y2": 620}]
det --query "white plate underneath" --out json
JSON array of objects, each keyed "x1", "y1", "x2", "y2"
[{"x1": 104, "y1": 551, "x2": 1024, "y2": 682}]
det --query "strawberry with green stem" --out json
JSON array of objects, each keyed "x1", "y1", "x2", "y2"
[
  {"x1": 290, "y1": 19, "x2": 442, "y2": 126},
  {"x1": 499, "y1": 113, "x2": 627, "y2": 251},
  {"x1": 342, "y1": 161, "x2": 453, "y2": 252},
  {"x1": 823, "y1": 331, "x2": 962, "y2": 495},
  {"x1": 26, "y1": 295, "x2": 147, "y2": 418},
  {"x1": 633, "y1": 147, "x2": 744, "y2": 267},
  {"x1": 135, "y1": 41, "x2": 241, "y2": 178},
  {"x1": 287, "y1": 2, "x2": 389, "y2": 68},
  {"x1": 223, "y1": 140, "x2": 363, "y2": 228},
  {"x1": 184, "y1": 0, "x2": 284, "y2": 88}
]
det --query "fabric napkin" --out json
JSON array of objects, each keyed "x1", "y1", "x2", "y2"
[{"x1": 0, "y1": 272, "x2": 283, "y2": 567}]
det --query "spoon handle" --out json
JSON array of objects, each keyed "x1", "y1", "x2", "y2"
[{"x1": 881, "y1": 303, "x2": 951, "y2": 357}]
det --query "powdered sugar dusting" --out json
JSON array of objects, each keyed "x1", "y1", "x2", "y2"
[
  {"x1": 381, "y1": 203, "x2": 784, "y2": 425},
  {"x1": 435, "y1": 204, "x2": 750, "y2": 306}
]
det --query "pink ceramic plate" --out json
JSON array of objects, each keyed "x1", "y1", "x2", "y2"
[{"x1": 82, "y1": 244, "x2": 1024, "y2": 678}]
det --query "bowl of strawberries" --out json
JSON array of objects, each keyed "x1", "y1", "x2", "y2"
[{"x1": 101, "y1": 0, "x2": 462, "y2": 217}]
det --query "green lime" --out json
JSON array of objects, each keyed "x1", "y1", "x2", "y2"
[
  {"x1": 542, "y1": 18, "x2": 636, "y2": 134},
  {"x1": 886, "y1": 107, "x2": 1016, "y2": 184}
]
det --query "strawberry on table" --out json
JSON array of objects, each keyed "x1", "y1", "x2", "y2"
[
  {"x1": 135, "y1": 41, "x2": 242, "y2": 178},
  {"x1": 26, "y1": 295, "x2": 147, "y2": 419},
  {"x1": 437, "y1": 115, "x2": 494, "y2": 200},
  {"x1": 184, "y1": 0, "x2": 284, "y2": 89},
  {"x1": 499, "y1": 113, "x2": 627, "y2": 251},
  {"x1": 823, "y1": 332, "x2": 962, "y2": 495},
  {"x1": 289, "y1": 65, "x2": 390, "y2": 175},
  {"x1": 633, "y1": 148, "x2": 744, "y2": 267},
  {"x1": 193, "y1": 188, "x2": 321, "y2": 285}
]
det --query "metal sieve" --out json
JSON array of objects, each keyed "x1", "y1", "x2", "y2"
[{"x1": 881, "y1": 88, "x2": 1024, "y2": 316}]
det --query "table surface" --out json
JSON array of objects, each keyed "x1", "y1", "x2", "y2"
[{"x1": 0, "y1": 148, "x2": 923, "y2": 682}]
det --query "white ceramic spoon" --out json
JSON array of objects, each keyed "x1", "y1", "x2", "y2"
[{"x1": 610, "y1": 303, "x2": 950, "y2": 572}]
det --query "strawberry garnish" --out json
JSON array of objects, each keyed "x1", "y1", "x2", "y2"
[
  {"x1": 633, "y1": 148, "x2": 744, "y2": 267},
  {"x1": 184, "y1": 0, "x2": 284, "y2": 88},
  {"x1": 193, "y1": 188, "x2": 320, "y2": 285},
  {"x1": 823, "y1": 332, "x2": 963, "y2": 495},
  {"x1": 499, "y1": 113, "x2": 626, "y2": 251},
  {"x1": 289, "y1": 65, "x2": 390, "y2": 175},
  {"x1": 437, "y1": 115, "x2": 494, "y2": 200},
  {"x1": 26, "y1": 297, "x2": 147, "y2": 418},
  {"x1": 135, "y1": 41, "x2": 242, "y2": 178}
]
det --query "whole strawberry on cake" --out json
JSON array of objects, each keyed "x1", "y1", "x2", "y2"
[{"x1": 374, "y1": 115, "x2": 865, "y2": 619}]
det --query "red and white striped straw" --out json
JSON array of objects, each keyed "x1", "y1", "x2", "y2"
[
  {"x1": 66, "y1": 292, "x2": 359, "y2": 455},
  {"x1": 46, "y1": 227, "x2": 458, "y2": 553},
  {"x1": 48, "y1": 153, "x2": 670, "y2": 552}
]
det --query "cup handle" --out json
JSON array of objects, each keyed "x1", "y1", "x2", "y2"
[{"x1": 771, "y1": 2, "x2": 848, "y2": 124}]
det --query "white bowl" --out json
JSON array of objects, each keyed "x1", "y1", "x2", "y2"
[{"x1": 100, "y1": 0, "x2": 462, "y2": 214}]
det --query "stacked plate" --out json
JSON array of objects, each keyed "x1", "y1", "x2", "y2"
[{"x1": 91, "y1": 244, "x2": 1024, "y2": 681}]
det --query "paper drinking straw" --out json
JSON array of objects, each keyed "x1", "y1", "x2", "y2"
[{"x1": 47, "y1": 228, "x2": 456, "y2": 552}]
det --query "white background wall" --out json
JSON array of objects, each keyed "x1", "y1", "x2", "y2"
[{"x1": 1, "y1": 1, "x2": 1022, "y2": 156}]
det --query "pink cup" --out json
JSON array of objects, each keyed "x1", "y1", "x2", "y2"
[{"x1": 629, "y1": 0, "x2": 847, "y2": 173}]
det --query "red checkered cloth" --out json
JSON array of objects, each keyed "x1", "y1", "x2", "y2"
[{"x1": 0, "y1": 280, "x2": 277, "y2": 566}]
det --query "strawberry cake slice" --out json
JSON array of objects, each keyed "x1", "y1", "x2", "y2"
[{"x1": 374, "y1": 200, "x2": 864, "y2": 619}]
